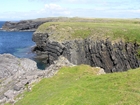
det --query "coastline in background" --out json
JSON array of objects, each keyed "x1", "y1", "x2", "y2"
[{"x1": 0, "y1": 21, "x2": 35, "y2": 59}]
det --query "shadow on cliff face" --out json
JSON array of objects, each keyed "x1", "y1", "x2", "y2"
[{"x1": 32, "y1": 37, "x2": 140, "y2": 73}]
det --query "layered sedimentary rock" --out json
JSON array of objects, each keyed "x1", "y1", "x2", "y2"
[{"x1": 33, "y1": 32, "x2": 140, "y2": 73}]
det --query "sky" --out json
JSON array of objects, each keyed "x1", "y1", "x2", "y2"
[{"x1": 0, "y1": 0, "x2": 140, "y2": 20}]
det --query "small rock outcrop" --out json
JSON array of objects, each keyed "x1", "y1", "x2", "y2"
[
  {"x1": 46, "y1": 56, "x2": 74, "y2": 77},
  {"x1": 0, "y1": 54, "x2": 73, "y2": 104},
  {"x1": 33, "y1": 32, "x2": 140, "y2": 73}
]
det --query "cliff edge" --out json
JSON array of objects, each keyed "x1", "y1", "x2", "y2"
[{"x1": 32, "y1": 19, "x2": 140, "y2": 73}]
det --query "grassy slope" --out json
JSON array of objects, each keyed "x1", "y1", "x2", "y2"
[
  {"x1": 14, "y1": 65, "x2": 140, "y2": 105},
  {"x1": 35, "y1": 18, "x2": 140, "y2": 43}
]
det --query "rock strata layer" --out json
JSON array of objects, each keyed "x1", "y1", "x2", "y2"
[{"x1": 33, "y1": 32, "x2": 140, "y2": 73}]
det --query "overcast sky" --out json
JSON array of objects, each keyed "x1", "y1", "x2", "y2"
[{"x1": 0, "y1": 0, "x2": 140, "y2": 20}]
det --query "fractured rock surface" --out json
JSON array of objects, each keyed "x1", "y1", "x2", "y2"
[
  {"x1": 0, "y1": 54, "x2": 40, "y2": 104},
  {"x1": 0, "y1": 54, "x2": 74, "y2": 104},
  {"x1": 33, "y1": 32, "x2": 140, "y2": 73}
]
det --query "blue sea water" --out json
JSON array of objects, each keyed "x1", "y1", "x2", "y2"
[
  {"x1": 0, "y1": 21, "x2": 46, "y2": 69},
  {"x1": 0, "y1": 21, "x2": 35, "y2": 59}
]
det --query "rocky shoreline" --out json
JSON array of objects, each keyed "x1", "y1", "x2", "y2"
[
  {"x1": 1, "y1": 17, "x2": 140, "y2": 104},
  {"x1": 0, "y1": 54, "x2": 76, "y2": 104}
]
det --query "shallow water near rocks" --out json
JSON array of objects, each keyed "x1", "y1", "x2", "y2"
[{"x1": 0, "y1": 21, "x2": 45, "y2": 69}]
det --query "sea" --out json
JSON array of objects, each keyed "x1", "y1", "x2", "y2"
[
  {"x1": 0, "y1": 21, "x2": 35, "y2": 58},
  {"x1": 0, "y1": 21, "x2": 46, "y2": 69}
]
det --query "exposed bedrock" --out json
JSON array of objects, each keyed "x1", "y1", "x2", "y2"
[
  {"x1": 33, "y1": 33, "x2": 140, "y2": 73},
  {"x1": 2, "y1": 20, "x2": 45, "y2": 31},
  {"x1": 0, "y1": 54, "x2": 74, "y2": 104}
]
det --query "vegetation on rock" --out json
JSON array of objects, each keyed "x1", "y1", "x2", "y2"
[
  {"x1": 3, "y1": 18, "x2": 140, "y2": 105},
  {"x1": 14, "y1": 65, "x2": 140, "y2": 105},
  {"x1": 35, "y1": 18, "x2": 140, "y2": 43}
]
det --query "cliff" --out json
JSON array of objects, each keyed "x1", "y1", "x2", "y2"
[
  {"x1": 33, "y1": 33, "x2": 140, "y2": 73},
  {"x1": 32, "y1": 20, "x2": 140, "y2": 73}
]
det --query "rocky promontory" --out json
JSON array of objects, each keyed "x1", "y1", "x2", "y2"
[
  {"x1": 2, "y1": 17, "x2": 71, "y2": 31},
  {"x1": 2, "y1": 20, "x2": 45, "y2": 31},
  {"x1": 2, "y1": 17, "x2": 128, "y2": 31},
  {"x1": 32, "y1": 20, "x2": 140, "y2": 73}
]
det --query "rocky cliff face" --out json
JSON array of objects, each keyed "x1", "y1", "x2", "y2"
[{"x1": 33, "y1": 32, "x2": 140, "y2": 73}]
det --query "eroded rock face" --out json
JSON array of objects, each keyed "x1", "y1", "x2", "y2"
[
  {"x1": 33, "y1": 32, "x2": 140, "y2": 73},
  {"x1": 33, "y1": 33, "x2": 64, "y2": 66}
]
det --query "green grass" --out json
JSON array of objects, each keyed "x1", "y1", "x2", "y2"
[
  {"x1": 35, "y1": 18, "x2": 140, "y2": 43},
  {"x1": 14, "y1": 65, "x2": 140, "y2": 105}
]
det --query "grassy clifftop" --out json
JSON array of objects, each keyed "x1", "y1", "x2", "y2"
[
  {"x1": 35, "y1": 18, "x2": 140, "y2": 43},
  {"x1": 14, "y1": 65, "x2": 140, "y2": 105}
]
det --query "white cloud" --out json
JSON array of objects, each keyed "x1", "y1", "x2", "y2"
[
  {"x1": 38, "y1": 3, "x2": 71, "y2": 16},
  {"x1": 45, "y1": 3, "x2": 63, "y2": 10},
  {"x1": 1, "y1": 1, "x2": 140, "y2": 21}
]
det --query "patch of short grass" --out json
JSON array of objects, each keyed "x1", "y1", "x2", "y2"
[
  {"x1": 35, "y1": 18, "x2": 140, "y2": 43},
  {"x1": 14, "y1": 65, "x2": 140, "y2": 105}
]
